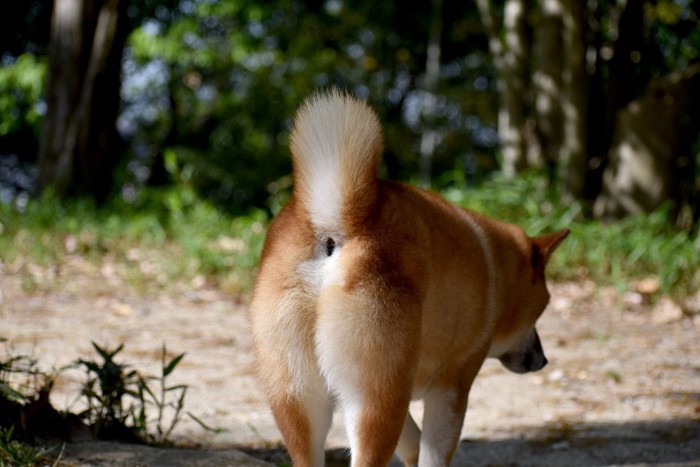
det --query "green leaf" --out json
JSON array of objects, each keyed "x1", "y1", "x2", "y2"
[
  {"x1": 188, "y1": 412, "x2": 227, "y2": 434},
  {"x1": 78, "y1": 360, "x2": 101, "y2": 374},
  {"x1": 165, "y1": 384, "x2": 188, "y2": 392},
  {"x1": 0, "y1": 382, "x2": 26, "y2": 402},
  {"x1": 163, "y1": 353, "x2": 186, "y2": 377},
  {"x1": 91, "y1": 342, "x2": 123, "y2": 361},
  {"x1": 140, "y1": 381, "x2": 158, "y2": 402}
]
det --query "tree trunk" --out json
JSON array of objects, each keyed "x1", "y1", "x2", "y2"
[
  {"x1": 594, "y1": 64, "x2": 700, "y2": 224},
  {"x1": 531, "y1": 0, "x2": 563, "y2": 180},
  {"x1": 499, "y1": 0, "x2": 529, "y2": 177},
  {"x1": 36, "y1": 0, "x2": 129, "y2": 202},
  {"x1": 559, "y1": 0, "x2": 589, "y2": 201},
  {"x1": 476, "y1": 0, "x2": 529, "y2": 178},
  {"x1": 607, "y1": 0, "x2": 645, "y2": 114},
  {"x1": 418, "y1": 0, "x2": 443, "y2": 187},
  {"x1": 585, "y1": 0, "x2": 645, "y2": 201}
]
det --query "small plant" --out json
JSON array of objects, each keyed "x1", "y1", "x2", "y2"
[
  {"x1": 0, "y1": 353, "x2": 48, "y2": 404},
  {"x1": 75, "y1": 342, "x2": 145, "y2": 442},
  {"x1": 0, "y1": 426, "x2": 54, "y2": 467},
  {"x1": 74, "y1": 341, "x2": 212, "y2": 445},
  {"x1": 0, "y1": 349, "x2": 60, "y2": 467},
  {"x1": 137, "y1": 344, "x2": 188, "y2": 445},
  {"x1": 0, "y1": 340, "x2": 215, "y2": 460}
]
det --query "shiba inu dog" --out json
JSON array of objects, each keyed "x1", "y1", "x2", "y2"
[{"x1": 249, "y1": 90, "x2": 569, "y2": 467}]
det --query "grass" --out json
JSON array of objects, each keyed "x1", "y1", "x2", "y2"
[
  {"x1": 0, "y1": 187, "x2": 266, "y2": 296},
  {"x1": 0, "y1": 427, "x2": 55, "y2": 467},
  {"x1": 0, "y1": 341, "x2": 216, "y2": 465},
  {"x1": 74, "y1": 342, "x2": 214, "y2": 445},
  {"x1": 0, "y1": 175, "x2": 697, "y2": 300},
  {"x1": 444, "y1": 173, "x2": 699, "y2": 299},
  {"x1": 0, "y1": 350, "x2": 59, "y2": 467}
]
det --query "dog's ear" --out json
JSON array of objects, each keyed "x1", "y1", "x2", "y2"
[{"x1": 531, "y1": 228, "x2": 570, "y2": 270}]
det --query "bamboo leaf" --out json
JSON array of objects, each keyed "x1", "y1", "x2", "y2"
[
  {"x1": 0, "y1": 382, "x2": 26, "y2": 401},
  {"x1": 163, "y1": 353, "x2": 185, "y2": 377},
  {"x1": 165, "y1": 384, "x2": 188, "y2": 392}
]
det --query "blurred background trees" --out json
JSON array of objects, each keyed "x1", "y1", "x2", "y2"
[
  {"x1": 1, "y1": 0, "x2": 699, "y2": 228},
  {"x1": 37, "y1": 0, "x2": 130, "y2": 203}
]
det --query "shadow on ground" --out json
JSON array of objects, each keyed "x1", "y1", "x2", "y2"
[
  {"x1": 233, "y1": 418, "x2": 700, "y2": 466},
  {"x1": 42, "y1": 417, "x2": 700, "y2": 466}
]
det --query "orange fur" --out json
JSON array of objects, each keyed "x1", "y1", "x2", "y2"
[{"x1": 249, "y1": 90, "x2": 569, "y2": 467}]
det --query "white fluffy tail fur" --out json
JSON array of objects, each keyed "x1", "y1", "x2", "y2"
[{"x1": 290, "y1": 89, "x2": 383, "y2": 236}]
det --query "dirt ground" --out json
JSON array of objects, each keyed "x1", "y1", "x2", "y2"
[{"x1": 1, "y1": 259, "x2": 699, "y2": 466}]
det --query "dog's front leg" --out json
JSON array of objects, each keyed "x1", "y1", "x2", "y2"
[
  {"x1": 418, "y1": 357, "x2": 485, "y2": 467},
  {"x1": 417, "y1": 388, "x2": 467, "y2": 467}
]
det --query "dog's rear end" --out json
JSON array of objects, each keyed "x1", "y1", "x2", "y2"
[
  {"x1": 250, "y1": 90, "x2": 568, "y2": 467},
  {"x1": 250, "y1": 90, "x2": 424, "y2": 466}
]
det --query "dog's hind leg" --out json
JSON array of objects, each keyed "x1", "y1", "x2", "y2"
[
  {"x1": 251, "y1": 292, "x2": 332, "y2": 467},
  {"x1": 316, "y1": 283, "x2": 421, "y2": 467},
  {"x1": 268, "y1": 374, "x2": 332, "y2": 467}
]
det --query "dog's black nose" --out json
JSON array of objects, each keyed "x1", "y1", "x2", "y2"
[{"x1": 528, "y1": 352, "x2": 547, "y2": 371}]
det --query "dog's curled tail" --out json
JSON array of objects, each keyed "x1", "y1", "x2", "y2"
[{"x1": 290, "y1": 89, "x2": 383, "y2": 236}]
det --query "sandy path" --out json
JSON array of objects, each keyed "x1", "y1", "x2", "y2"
[{"x1": 1, "y1": 267, "x2": 698, "y2": 465}]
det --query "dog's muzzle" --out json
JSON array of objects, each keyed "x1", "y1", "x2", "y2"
[{"x1": 498, "y1": 329, "x2": 548, "y2": 374}]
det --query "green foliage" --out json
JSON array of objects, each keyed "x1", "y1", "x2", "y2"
[
  {"x1": 0, "y1": 339, "x2": 211, "y2": 455},
  {"x1": 3, "y1": 175, "x2": 697, "y2": 299},
  {"x1": 128, "y1": 186, "x2": 267, "y2": 292},
  {"x1": 445, "y1": 172, "x2": 699, "y2": 298},
  {"x1": 2, "y1": 0, "x2": 698, "y2": 221},
  {"x1": 75, "y1": 343, "x2": 145, "y2": 440},
  {"x1": 74, "y1": 341, "x2": 205, "y2": 445},
  {"x1": 0, "y1": 350, "x2": 58, "y2": 467},
  {"x1": 0, "y1": 54, "x2": 46, "y2": 138},
  {"x1": 0, "y1": 426, "x2": 53, "y2": 467},
  {"x1": 0, "y1": 188, "x2": 266, "y2": 294},
  {"x1": 565, "y1": 208, "x2": 699, "y2": 298},
  {"x1": 645, "y1": 0, "x2": 700, "y2": 72},
  {"x1": 0, "y1": 353, "x2": 49, "y2": 405},
  {"x1": 138, "y1": 344, "x2": 189, "y2": 444},
  {"x1": 3, "y1": 0, "x2": 697, "y2": 226},
  {"x1": 444, "y1": 173, "x2": 582, "y2": 235},
  {"x1": 0, "y1": 342, "x2": 221, "y2": 467},
  {"x1": 122, "y1": 0, "x2": 493, "y2": 210}
]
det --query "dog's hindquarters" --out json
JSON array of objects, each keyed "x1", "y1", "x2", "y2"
[
  {"x1": 250, "y1": 270, "x2": 332, "y2": 466},
  {"x1": 314, "y1": 240, "x2": 423, "y2": 467},
  {"x1": 253, "y1": 91, "x2": 428, "y2": 466},
  {"x1": 253, "y1": 231, "x2": 424, "y2": 466},
  {"x1": 249, "y1": 198, "x2": 335, "y2": 467}
]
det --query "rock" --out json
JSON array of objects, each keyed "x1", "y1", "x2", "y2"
[
  {"x1": 682, "y1": 291, "x2": 700, "y2": 316},
  {"x1": 633, "y1": 277, "x2": 661, "y2": 298},
  {"x1": 652, "y1": 298, "x2": 685, "y2": 324}
]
